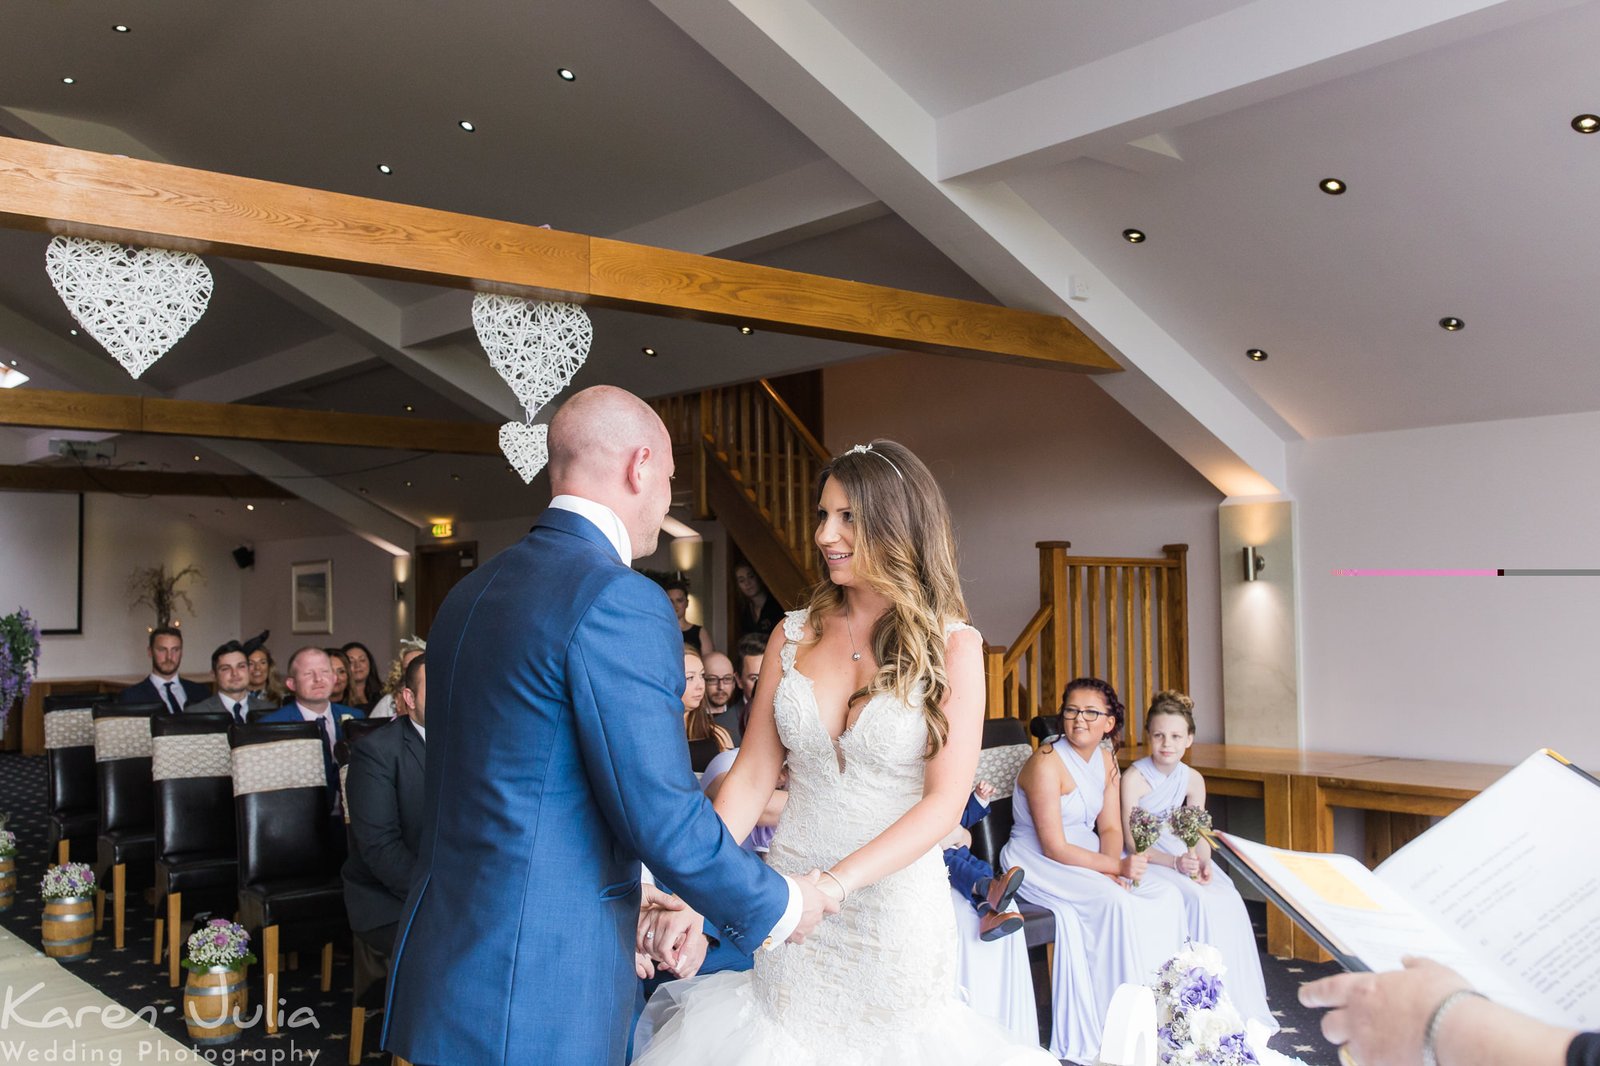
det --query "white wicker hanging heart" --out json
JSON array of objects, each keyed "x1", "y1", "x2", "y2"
[
  {"x1": 472, "y1": 294, "x2": 592, "y2": 415},
  {"x1": 45, "y1": 236, "x2": 213, "y2": 379},
  {"x1": 500, "y1": 420, "x2": 549, "y2": 484}
]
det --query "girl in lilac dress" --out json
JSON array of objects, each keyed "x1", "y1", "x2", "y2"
[{"x1": 1122, "y1": 691, "x2": 1276, "y2": 1034}]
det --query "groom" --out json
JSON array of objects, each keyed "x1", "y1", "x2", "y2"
[{"x1": 384, "y1": 386, "x2": 835, "y2": 1065}]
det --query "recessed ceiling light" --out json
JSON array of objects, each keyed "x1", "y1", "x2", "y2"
[
  {"x1": 69, "y1": 328, "x2": 78, "y2": 336},
  {"x1": 1122, "y1": 228, "x2": 1146, "y2": 244},
  {"x1": 112, "y1": 24, "x2": 130, "y2": 33},
  {"x1": 458, "y1": 120, "x2": 476, "y2": 132},
  {"x1": 1318, "y1": 178, "x2": 1347, "y2": 195},
  {"x1": 7, "y1": 360, "x2": 15, "y2": 367},
  {"x1": 403, "y1": 403, "x2": 414, "y2": 412},
  {"x1": 192, "y1": 455, "x2": 200, "y2": 462},
  {"x1": 245, "y1": 504, "x2": 255, "y2": 511},
  {"x1": 61, "y1": 77, "x2": 75, "y2": 85},
  {"x1": 451, "y1": 473, "x2": 461, "y2": 481},
  {"x1": 557, "y1": 68, "x2": 576, "y2": 82},
  {"x1": 1572, "y1": 114, "x2": 1600, "y2": 134},
  {"x1": 1439, "y1": 316, "x2": 1465, "y2": 331},
  {"x1": 377, "y1": 163, "x2": 393, "y2": 175},
  {"x1": 642, "y1": 346, "x2": 657, "y2": 357},
  {"x1": 1246, "y1": 348, "x2": 1268, "y2": 362},
  {"x1": 404, "y1": 480, "x2": 413, "y2": 488},
  {"x1": 359, "y1": 487, "x2": 370, "y2": 494},
  {"x1": 738, "y1": 326, "x2": 754, "y2": 335}
]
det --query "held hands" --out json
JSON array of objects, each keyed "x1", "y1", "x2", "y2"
[
  {"x1": 636, "y1": 885, "x2": 710, "y2": 979},
  {"x1": 1299, "y1": 956, "x2": 1471, "y2": 1066},
  {"x1": 789, "y1": 869, "x2": 842, "y2": 944}
]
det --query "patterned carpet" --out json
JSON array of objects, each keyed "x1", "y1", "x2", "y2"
[
  {"x1": 0, "y1": 751, "x2": 1345, "y2": 1064},
  {"x1": 0, "y1": 752, "x2": 379, "y2": 1064}
]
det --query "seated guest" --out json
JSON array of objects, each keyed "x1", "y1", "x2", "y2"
[
  {"x1": 368, "y1": 637, "x2": 426, "y2": 719},
  {"x1": 188, "y1": 641, "x2": 278, "y2": 723},
  {"x1": 733, "y1": 562, "x2": 784, "y2": 638},
  {"x1": 1122, "y1": 690, "x2": 1276, "y2": 1034},
  {"x1": 701, "y1": 650, "x2": 743, "y2": 746},
  {"x1": 242, "y1": 636, "x2": 287, "y2": 704},
  {"x1": 681, "y1": 646, "x2": 731, "y2": 771},
  {"x1": 120, "y1": 626, "x2": 210, "y2": 712},
  {"x1": 343, "y1": 653, "x2": 426, "y2": 953},
  {"x1": 701, "y1": 746, "x2": 785, "y2": 855},
  {"x1": 258, "y1": 647, "x2": 366, "y2": 814},
  {"x1": 944, "y1": 781, "x2": 1039, "y2": 1047},
  {"x1": 341, "y1": 640, "x2": 383, "y2": 712},
  {"x1": 1001, "y1": 677, "x2": 1187, "y2": 1065},
  {"x1": 325, "y1": 647, "x2": 353, "y2": 705},
  {"x1": 734, "y1": 632, "x2": 766, "y2": 709}
]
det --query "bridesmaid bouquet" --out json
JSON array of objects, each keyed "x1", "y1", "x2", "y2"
[
  {"x1": 1168, "y1": 804, "x2": 1213, "y2": 880},
  {"x1": 1153, "y1": 943, "x2": 1258, "y2": 1065},
  {"x1": 1128, "y1": 807, "x2": 1165, "y2": 886}
]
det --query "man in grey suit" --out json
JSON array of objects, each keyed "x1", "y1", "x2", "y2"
[
  {"x1": 187, "y1": 641, "x2": 277, "y2": 723},
  {"x1": 343, "y1": 652, "x2": 426, "y2": 952}
]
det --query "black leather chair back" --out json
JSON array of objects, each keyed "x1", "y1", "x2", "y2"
[
  {"x1": 334, "y1": 716, "x2": 390, "y2": 765},
  {"x1": 687, "y1": 737, "x2": 722, "y2": 774},
  {"x1": 152, "y1": 713, "x2": 236, "y2": 861},
  {"x1": 969, "y1": 717, "x2": 1033, "y2": 871},
  {"x1": 92, "y1": 703, "x2": 160, "y2": 836},
  {"x1": 229, "y1": 722, "x2": 336, "y2": 887},
  {"x1": 43, "y1": 695, "x2": 101, "y2": 818}
]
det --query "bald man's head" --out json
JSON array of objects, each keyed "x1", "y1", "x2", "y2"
[{"x1": 548, "y1": 385, "x2": 675, "y2": 559}]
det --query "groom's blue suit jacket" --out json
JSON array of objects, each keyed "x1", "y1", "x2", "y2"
[{"x1": 383, "y1": 507, "x2": 790, "y2": 1065}]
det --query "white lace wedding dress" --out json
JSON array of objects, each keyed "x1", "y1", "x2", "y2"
[{"x1": 634, "y1": 612, "x2": 1056, "y2": 1065}]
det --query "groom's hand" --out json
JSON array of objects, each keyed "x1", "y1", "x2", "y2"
[
  {"x1": 787, "y1": 870, "x2": 840, "y2": 944},
  {"x1": 638, "y1": 892, "x2": 705, "y2": 973}
]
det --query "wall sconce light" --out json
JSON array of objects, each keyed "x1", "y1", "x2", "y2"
[
  {"x1": 394, "y1": 582, "x2": 407, "y2": 603},
  {"x1": 1243, "y1": 546, "x2": 1266, "y2": 582}
]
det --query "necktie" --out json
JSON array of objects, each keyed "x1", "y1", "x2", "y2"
[
  {"x1": 315, "y1": 715, "x2": 340, "y2": 814},
  {"x1": 162, "y1": 681, "x2": 181, "y2": 715},
  {"x1": 231, "y1": 701, "x2": 246, "y2": 725}
]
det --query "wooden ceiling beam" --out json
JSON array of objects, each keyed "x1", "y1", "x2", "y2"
[
  {"x1": 0, "y1": 136, "x2": 1118, "y2": 372},
  {"x1": 0, "y1": 464, "x2": 295, "y2": 499},
  {"x1": 0, "y1": 388, "x2": 500, "y2": 455}
]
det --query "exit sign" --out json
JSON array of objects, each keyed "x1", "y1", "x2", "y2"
[{"x1": 430, "y1": 521, "x2": 454, "y2": 538}]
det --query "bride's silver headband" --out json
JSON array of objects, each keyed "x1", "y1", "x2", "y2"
[{"x1": 845, "y1": 442, "x2": 905, "y2": 480}]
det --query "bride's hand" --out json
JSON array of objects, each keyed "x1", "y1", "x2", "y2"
[{"x1": 639, "y1": 896, "x2": 705, "y2": 972}]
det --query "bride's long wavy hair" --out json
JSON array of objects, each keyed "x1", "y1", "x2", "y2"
[{"x1": 802, "y1": 440, "x2": 969, "y2": 757}]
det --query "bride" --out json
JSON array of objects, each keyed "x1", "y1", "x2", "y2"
[{"x1": 633, "y1": 441, "x2": 1054, "y2": 1065}]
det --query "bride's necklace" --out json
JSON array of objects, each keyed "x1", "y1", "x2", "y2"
[{"x1": 844, "y1": 609, "x2": 864, "y2": 662}]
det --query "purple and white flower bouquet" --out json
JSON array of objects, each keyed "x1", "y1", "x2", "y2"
[
  {"x1": 0, "y1": 609, "x2": 41, "y2": 732},
  {"x1": 1153, "y1": 943, "x2": 1257, "y2": 1066},
  {"x1": 184, "y1": 918, "x2": 258, "y2": 973},
  {"x1": 0, "y1": 828, "x2": 16, "y2": 859},
  {"x1": 40, "y1": 862, "x2": 95, "y2": 901}
]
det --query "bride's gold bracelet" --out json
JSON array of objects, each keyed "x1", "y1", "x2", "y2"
[{"x1": 819, "y1": 869, "x2": 850, "y2": 902}]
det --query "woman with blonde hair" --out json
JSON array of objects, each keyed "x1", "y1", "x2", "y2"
[{"x1": 634, "y1": 440, "x2": 1053, "y2": 1064}]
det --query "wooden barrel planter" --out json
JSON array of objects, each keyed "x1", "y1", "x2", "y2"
[
  {"x1": 0, "y1": 858, "x2": 15, "y2": 912},
  {"x1": 184, "y1": 965, "x2": 249, "y2": 1045},
  {"x1": 41, "y1": 896, "x2": 94, "y2": 961}
]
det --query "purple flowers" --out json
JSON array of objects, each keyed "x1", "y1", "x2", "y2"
[
  {"x1": 184, "y1": 918, "x2": 258, "y2": 973},
  {"x1": 0, "y1": 609, "x2": 42, "y2": 730},
  {"x1": 1154, "y1": 943, "x2": 1258, "y2": 1066},
  {"x1": 40, "y1": 862, "x2": 95, "y2": 900},
  {"x1": 1178, "y1": 968, "x2": 1222, "y2": 1010}
]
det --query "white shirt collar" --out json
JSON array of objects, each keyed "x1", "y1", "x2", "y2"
[
  {"x1": 411, "y1": 719, "x2": 427, "y2": 742},
  {"x1": 549, "y1": 495, "x2": 632, "y2": 563},
  {"x1": 295, "y1": 702, "x2": 333, "y2": 720}
]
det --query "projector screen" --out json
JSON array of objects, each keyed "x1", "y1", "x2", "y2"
[{"x1": 0, "y1": 492, "x2": 83, "y2": 634}]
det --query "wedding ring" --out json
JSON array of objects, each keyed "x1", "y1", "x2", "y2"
[
  {"x1": 645, "y1": 931, "x2": 654, "y2": 940},
  {"x1": 1338, "y1": 1046, "x2": 1360, "y2": 1066}
]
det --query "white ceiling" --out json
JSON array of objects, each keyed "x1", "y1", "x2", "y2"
[{"x1": 1, "y1": 0, "x2": 1596, "y2": 542}]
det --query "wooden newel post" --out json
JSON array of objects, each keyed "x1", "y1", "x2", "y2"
[
  {"x1": 982, "y1": 647, "x2": 1006, "y2": 721},
  {"x1": 1161, "y1": 544, "x2": 1190, "y2": 694},
  {"x1": 1038, "y1": 541, "x2": 1071, "y2": 717}
]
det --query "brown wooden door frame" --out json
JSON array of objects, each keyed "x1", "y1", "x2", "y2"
[{"x1": 414, "y1": 542, "x2": 479, "y2": 639}]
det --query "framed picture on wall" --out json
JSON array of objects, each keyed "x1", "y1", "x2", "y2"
[{"x1": 291, "y1": 560, "x2": 333, "y2": 634}]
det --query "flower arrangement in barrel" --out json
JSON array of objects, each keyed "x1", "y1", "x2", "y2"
[
  {"x1": 0, "y1": 608, "x2": 41, "y2": 731},
  {"x1": 1154, "y1": 942, "x2": 1258, "y2": 1065},
  {"x1": 185, "y1": 918, "x2": 258, "y2": 973},
  {"x1": 41, "y1": 862, "x2": 95, "y2": 901}
]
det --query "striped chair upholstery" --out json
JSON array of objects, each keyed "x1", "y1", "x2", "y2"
[
  {"x1": 230, "y1": 722, "x2": 345, "y2": 1034},
  {"x1": 43, "y1": 695, "x2": 101, "y2": 865},
  {"x1": 151, "y1": 712, "x2": 238, "y2": 985},
  {"x1": 92, "y1": 702, "x2": 161, "y2": 950}
]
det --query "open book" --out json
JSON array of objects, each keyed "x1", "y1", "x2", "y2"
[{"x1": 1213, "y1": 749, "x2": 1600, "y2": 1030}]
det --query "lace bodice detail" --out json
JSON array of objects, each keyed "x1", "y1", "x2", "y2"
[{"x1": 746, "y1": 610, "x2": 978, "y2": 1057}]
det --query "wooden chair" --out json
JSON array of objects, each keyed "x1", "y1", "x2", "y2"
[
  {"x1": 91, "y1": 703, "x2": 160, "y2": 950},
  {"x1": 229, "y1": 722, "x2": 346, "y2": 1034},
  {"x1": 151, "y1": 712, "x2": 238, "y2": 985},
  {"x1": 43, "y1": 695, "x2": 102, "y2": 865}
]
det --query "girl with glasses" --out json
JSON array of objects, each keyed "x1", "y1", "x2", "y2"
[{"x1": 1001, "y1": 678, "x2": 1187, "y2": 1063}]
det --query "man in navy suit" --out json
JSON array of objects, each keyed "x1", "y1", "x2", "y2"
[
  {"x1": 255, "y1": 646, "x2": 365, "y2": 813},
  {"x1": 119, "y1": 626, "x2": 210, "y2": 712},
  {"x1": 384, "y1": 386, "x2": 836, "y2": 1066}
]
